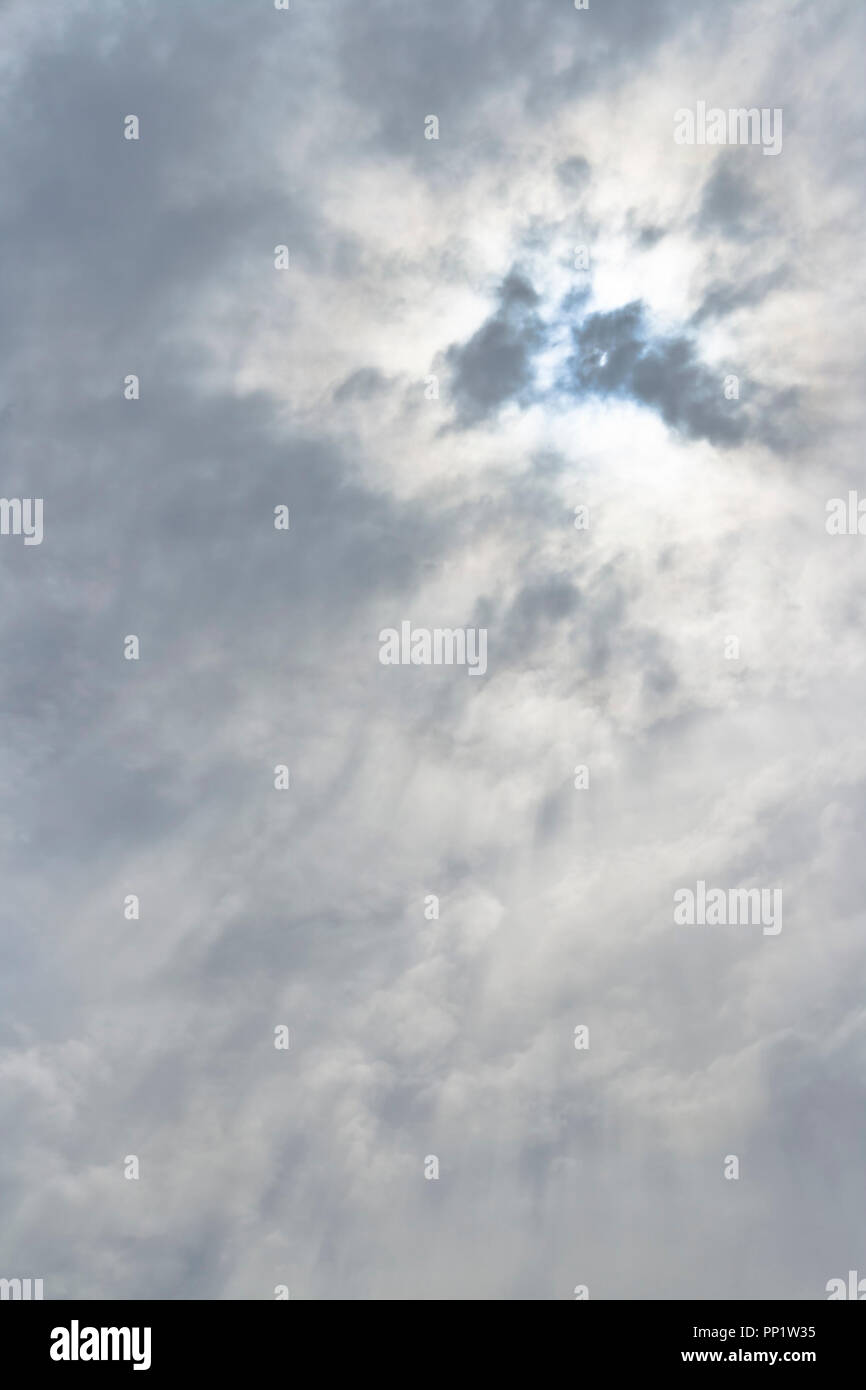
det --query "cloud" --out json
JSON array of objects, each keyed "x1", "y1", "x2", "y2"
[
  {"x1": 0, "y1": 0, "x2": 863, "y2": 1304},
  {"x1": 696, "y1": 158, "x2": 774, "y2": 240},
  {"x1": 690, "y1": 267, "x2": 788, "y2": 325},
  {"x1": 556, "y1": 156, "x2": 592, "y2": 193},
  {"x1": 561, "y1": 299, "x2": 797, "y2": 450},
  {"x1": 444, "y1": 269, "x2": 546, "y2": 426}
]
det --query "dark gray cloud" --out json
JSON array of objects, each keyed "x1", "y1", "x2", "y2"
[
  {"x1": 442, "y1": 265, "x2": 802, "y2": 452},
  {"x1": 444, "y1": 269, "x2": 546, "y2": 426},
  {"x1": 697, "y1": 159, "x2": 771, "y2": 240},
  {"x1": 335, "y1": 0, "x2": 737, "y2": 163},
  {"x1": 556, "y1": 156, "x2": 592, "y2": 193},
  {"x1": 333, "y1": 368, "x2": 393, "y2": 402},
  {"x1": 691, "y1": 267, "x2": 789, "y2": 325},
  {"x1": 561, "y1": 299, "x2": 797, "y2": 450},
  {"x1": 636, "y1": 224, "x2": 667, "y2": 248}
]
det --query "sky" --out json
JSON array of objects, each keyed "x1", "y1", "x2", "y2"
[{"x1": 0, "y1": 0, "x2": 865, "y2": 1300}]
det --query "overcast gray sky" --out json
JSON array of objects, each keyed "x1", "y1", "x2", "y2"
[{"x1": 1, "y1": 0, "x2": 864, "y2": 1300}]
